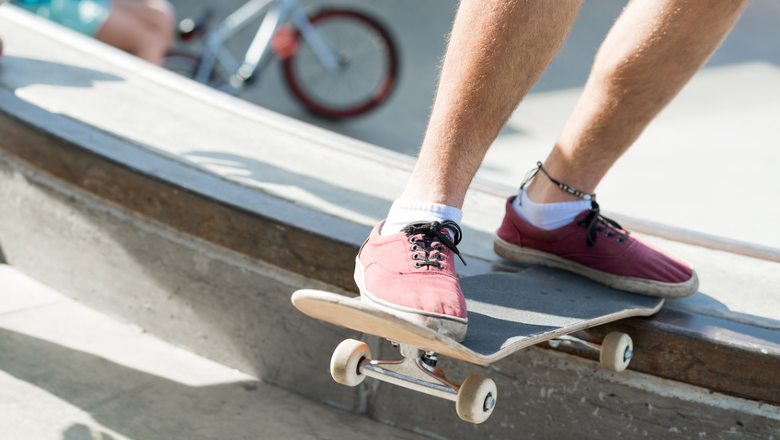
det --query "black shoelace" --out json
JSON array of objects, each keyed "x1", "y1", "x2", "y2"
[
  {"x1": 578, "y1": 201, "x2": 629, "y2": 247},
  {"x1": 401, "y1": 220, "x2": 467, "y2": 268}
]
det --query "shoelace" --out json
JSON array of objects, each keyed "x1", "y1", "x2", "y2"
[
  {"x1": 578, "y1": 201, "x2": 629, "y2": 247},
  {"x1": 401, "y1": 220, "x2": 467, "y2": 268}
]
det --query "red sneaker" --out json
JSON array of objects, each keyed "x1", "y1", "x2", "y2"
[
  {"x1": 494, "y1": 197, "x2": 698, "y2": 298},
  {"x1": 355, "y1": 220, "x2": 468, "y2": 341}
]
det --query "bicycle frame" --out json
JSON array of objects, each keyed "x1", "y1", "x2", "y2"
[{"x1": 195, "y1": 0, "x2": 340, "y2": 93}]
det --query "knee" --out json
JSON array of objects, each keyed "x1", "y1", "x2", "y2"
[{"x1": 146, "y1": 0, "x2": 176, "y2": 37}]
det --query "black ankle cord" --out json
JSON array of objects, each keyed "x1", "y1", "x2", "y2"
[
  {"x1": 520, "y1": 161, "x2": 596, "y2": 202},
  {"x1": 520, "y1": 162, "x2": 627, "y2": 247}
]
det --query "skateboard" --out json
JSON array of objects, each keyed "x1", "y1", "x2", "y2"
[{"x1": 292, "y1": 266, "x2": 663, "y2": 424}]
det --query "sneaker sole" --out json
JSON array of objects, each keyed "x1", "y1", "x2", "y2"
[
  {"x1": 354, "y1": 257, "x2": 468, "y2": 342},
  {"x1": 493, "y1": 235, "x2": 699, "y2": 299}
]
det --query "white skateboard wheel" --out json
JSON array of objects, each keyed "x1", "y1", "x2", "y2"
[
  {"x1": 330, "y1": 339, "x2": 371, "y2": 386},
  {"x1": 600, "y1": 332, "x2": 633, "y2": 372},
  {"x1": 456, "y1": 375, "x2": 497, "y2": 424}
]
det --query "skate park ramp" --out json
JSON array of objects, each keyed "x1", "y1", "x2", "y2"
[{"x1": 1, "y1": 4, "x2": 779, "y2": 439}]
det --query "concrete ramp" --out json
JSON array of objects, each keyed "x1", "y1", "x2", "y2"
[{"x1": 1, "y1": 4, "x2": 779, "y2": 439}]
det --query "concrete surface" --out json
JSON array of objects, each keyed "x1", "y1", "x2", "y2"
[
  {"x1": 1, "y1": 4, "x2": 777, "y2": 331},
  {"x1": 0, "y1": 264, "x2": 429, "y2": 440},
  {"x1": 168, "y1": 0, "x2": 780, "y2": 251},
  {"x1": 2, "y1": 148, "x2": 779, "y2": 439},
  {"x1": 0, "y1": 147, "x2": 364, "y2": 410}
]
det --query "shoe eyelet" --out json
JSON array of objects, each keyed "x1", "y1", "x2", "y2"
[
  {"x1": 412, "y1": 253, "x2": 422, "y2": 260},
  {"x1": 414, "y1": 262, "x2": 423, "y2": 268},
  {"x1": 605, "y1": 231, "x2": 613, "y2": 238},
  {"x1": 577, "y1": 220, "x2": 586, "y2": 227},
  {"x1": 411, "y1": 245, "x2": 422, "y2": 251},
  {"x1": 617, "y1": 237, "x2": 625, "y2": 244},
  {"x1": 435, "y1": 254, "x2": 444, "y2": 261},
  {"x1": 409, "y1": 237, "x2": 418, "y2": 243},
  {"x1": 434, "y1": 263, "x2": 443, "y2": 269}
]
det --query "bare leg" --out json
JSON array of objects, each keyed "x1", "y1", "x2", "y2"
[
  {"x1": 357, "y1": 1, "x2": 582, "y2": 338},
  {"x1": 527, "y1": 0, "x2": 750, "y2": 203},
  {"x1": 95, "y1": 0, "x2": 175, "y2": 64},
  {"x1": 400, "y1": 0, "x2": 583, "y2": 209}
]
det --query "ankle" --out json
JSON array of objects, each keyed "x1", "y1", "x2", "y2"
[
  {"x1": 523, "y1": 161, "x2": 597, "y2": 204},
  {"x1": 513, "y1": 187, "x2": 591, "y2": 230},
  {"x1": 525, "y1": 179, "x2": 583, "y2": 204},
  {"x1": 381, "y1": 199, "x2": 464, "y2": 236}
]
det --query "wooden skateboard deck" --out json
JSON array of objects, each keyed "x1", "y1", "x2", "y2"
[{"x1": 292, "y1": 266, "x2": 664, "y2": 365}]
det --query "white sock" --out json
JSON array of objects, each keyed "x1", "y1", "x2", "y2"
[
  {"x1": 380, "y1": 199, "x2": 463, "y2": 236},
  {"x1": 512, "y1": 187, "x2": 591, "y2": 230}
]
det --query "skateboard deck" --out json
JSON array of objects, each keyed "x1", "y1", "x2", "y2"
[{"x1": 292, "y1": 266, "x2": 663, "y2": 365}]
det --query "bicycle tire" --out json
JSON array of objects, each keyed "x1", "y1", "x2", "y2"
[
  {"x1": 282, "y1": 9, "x2": 399, "y2": 119},
  {"x1": 163, "y1": 51, "x2": 225, "y2": 88}
]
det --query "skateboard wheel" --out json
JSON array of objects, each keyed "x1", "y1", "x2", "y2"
[
  {"x1": 600, "y1": 332, "x2": 633, "y2": 372},
  {"x1": 330, "y1": 339, "x2": 371, "y2": 386},
  {"x1": 456, "y1": 375, "x2": 497, "y2": 424}
]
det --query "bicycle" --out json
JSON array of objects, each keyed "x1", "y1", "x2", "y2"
[{"x1": 163, "y1": 0, "x2": 399, "y2": 119}]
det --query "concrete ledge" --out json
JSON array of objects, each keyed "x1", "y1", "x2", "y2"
[
  {"x1": 4, "y1": 97, "x2": 779, "y2": 409},
  {"x1": 2, "y1": 154, "x2": 778, "y2": 438},
  {"x1": 1, "y1": 5, "x2": 779, "y2": 438},
  {"x1": 0, "y1": 97, "x2": 363, "y2": 291}
]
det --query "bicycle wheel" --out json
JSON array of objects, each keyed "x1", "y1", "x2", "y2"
[
  {"x1": 282, "y1": 9, "x2": 399, "y2": 119},
  {"x1": 163, "y1": 51, "x2": 225, "y2": 88}
]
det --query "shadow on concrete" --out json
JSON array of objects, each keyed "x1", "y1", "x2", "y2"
[
  {"x1": 0, "y1": 327, "x2": 369, "y2": 440},
  {"x1": 180, "y1": 150, "x2": 393, "y2": 222},
  {"x1": 178, "y1": 150, "x2": 497, "y2": 253},
  {"x1": 0, "y1": 55, "x2": 123, "y2": 89},
  {"x1": 0, "y1": 328, "x2": 251, "y2": 440},
  {"x1": 63, "y1": 424, "x2": 117, "y2": 440}
]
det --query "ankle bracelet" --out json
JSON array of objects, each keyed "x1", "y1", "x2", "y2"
[{"x1": 520, "y1": 161, "x2": 596, "y2": 202}]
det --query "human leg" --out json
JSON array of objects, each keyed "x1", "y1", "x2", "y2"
[
  {"x1": 402, "y1": 0, "x2": 582, "y2": 209},
  {"x1": 95, "y1": 0, "x2": 175, "y2": 64},
  {"x1": 382, "y1": 0, "x2": 582, "y2": 236},
  {"x1": 357, "y1": 0, "x2": 582, "y2": 341},
  {"x1": 496, "y1": 0, "x2": 750, "y2": 297},
  {"x1": 528, "y1": 0, "x2": 750, "y2": 203}
]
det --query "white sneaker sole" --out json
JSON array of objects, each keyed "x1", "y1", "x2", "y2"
[{"x1": 493, "y1": 235, "x2": 698, "y2": 299}]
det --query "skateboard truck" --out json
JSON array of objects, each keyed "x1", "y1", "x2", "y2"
[
  {"x1": 362, "y1": 344, "x2": 461, "y2": 401},
  {"x1": 548, "y1": 332, "x2": 634, "y2": 372},
  {"x1": 330, "y1": 339, "x2": 498, "y2": 424},
  {"x1": 329, "y1": 332, "x2": 633, "y2": 424}
]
